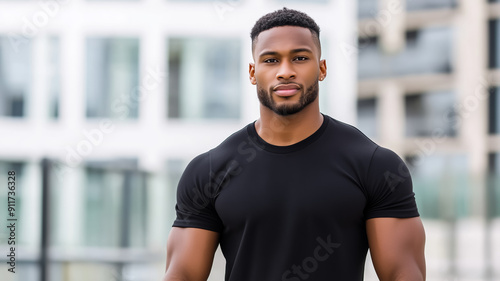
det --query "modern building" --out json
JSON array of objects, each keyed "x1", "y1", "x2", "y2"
[
  {"x1": 357, "y1": 0, "x2": 500, "y2": 280},
  {"x1": 1, "y1": 0, "x2": 499, "y2": 280},
  {"x1": 0, "y1": 1, "x2": 356, "y2": 281}
]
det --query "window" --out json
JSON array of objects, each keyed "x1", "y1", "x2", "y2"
[
  {"x1": 489, "y1": 19, "x2": 500, "y2": 69},
  {"x1": 166, "y1": 159, "x2": 186, "y2": 223},
  {"x1": 488, "y1": 153, "x2": 500, "y2": 217},
  {"x1": 406, "y1": 0, "x2": 456, "y2": 11},
  {"x1": 48, "y1": 37, "x2": 60, "y2": 119},
  {"x1": 405, "y1": 91, "x2": 456, "y2": 137},
  {"x1": 358, "y1": 0, "x2": 378, "y2": 19},
  {"x1": 357, "y1": 98, "x2": 377, "y2": 138},
  {"x1": 167, "y1": 37, "x2": 241, "y2": 119},
  {"x1": 84, "y1": 160, "x2": 147, "y2": 248},
  {"x1": 490, "y1": 87, "x2": 500, "y2": 134},
  {"x1": 86, "y1": 38, "x2": 139, "y2": 119},
  {"x1": 0, "y1": 37, "x2": 31, "y2": 117},
  {"x1": 406, "y1": 154, "x2": 470, "y2": 219},
  {"x1": 358, "y1": 27, "x2": 453, "y2": 79}
]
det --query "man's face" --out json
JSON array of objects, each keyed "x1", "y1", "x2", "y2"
[{"x1": 249, "y1": 26, "x2": 327, "y2": 116}]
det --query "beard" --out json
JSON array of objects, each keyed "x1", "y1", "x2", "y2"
[{"x1": 257, "y1": 81, "x2": 319, "y2": 116}]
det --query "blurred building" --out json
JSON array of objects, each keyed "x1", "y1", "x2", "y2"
[
  {"x1": 356, "y1": 0, "x2": 500, "y2": 280},
  {"x1": 1, "y1": 0, "x2": 499, "y2": 280},
  {"x1": 0, "y1": 1, "x2": 356, "y2": 281}
]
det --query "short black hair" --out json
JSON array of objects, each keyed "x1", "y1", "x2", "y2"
[{"x1": 250, "y1": 7, "x2": 321, "y2": 52}]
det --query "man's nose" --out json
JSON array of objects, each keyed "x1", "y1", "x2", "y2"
[{"x1": 276, "y1": 61, "x2": 296, "y2": 80}]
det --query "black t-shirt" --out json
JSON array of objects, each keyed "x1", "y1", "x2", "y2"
[{"x1": 173, "y1": 115, "x2": 419, "y2": 281}]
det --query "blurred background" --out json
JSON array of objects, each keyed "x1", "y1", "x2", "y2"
[{"x1": 0, "y1": 0, "x2": 499, "y2": 280}]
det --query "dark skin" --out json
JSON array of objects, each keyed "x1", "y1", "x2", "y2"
[
  {"x1": 249, "y1": 26, "x2": 326, "y2": 146},
  {"x1": 163, "y1": 26, "x2": 426, "y2": 281}
]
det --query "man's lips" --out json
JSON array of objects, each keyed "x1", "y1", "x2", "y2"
[{"x1": 273, "y1": 84, "x2": 300, "y2": 97}]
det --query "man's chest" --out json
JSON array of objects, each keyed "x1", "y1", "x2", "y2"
[{"x1": 214, "y1": 156, "x2": 368, "y2": 229}]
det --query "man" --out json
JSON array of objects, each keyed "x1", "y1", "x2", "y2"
[{"x1": 163, "y1": 8, "x2": 425, "y2": 281}]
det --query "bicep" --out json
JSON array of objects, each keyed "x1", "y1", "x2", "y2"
[
  {"x1": 366, "y1": 217, "x2": 426, "y2": 281},
  {"x1": 164, "y1": 227, "x2": 219, "y2": 281}
]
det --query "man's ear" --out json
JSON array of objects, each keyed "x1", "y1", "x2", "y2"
[
  {"x1": 249, "y1": 63, "x2": 257, "y2": 85},
  {"x1": 319, "y1": 59, "x2": 327, "y2": 81}
]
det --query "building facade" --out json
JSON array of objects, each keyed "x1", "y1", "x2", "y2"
[
  {"x1": 1, "y1": 0, "x2": 499, "y2": 280},
  {"x1": 357, "y1": 0, "x2": 500, "y2": 280},
  {"x1": 0, "y1": 1, "x2": 356, "y2": 280}
]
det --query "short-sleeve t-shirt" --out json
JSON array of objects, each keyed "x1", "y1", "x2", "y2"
[{"x1": 173, "y1": 115, "x2": 419, "y2": 281}]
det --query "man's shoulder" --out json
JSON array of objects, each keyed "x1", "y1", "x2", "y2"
[
  {"x1": 324, "y1": 115, "x2": 378, "y2": 149},
  {"x1": 324, "y1": 116, "x2": 408, "y2": 173}
]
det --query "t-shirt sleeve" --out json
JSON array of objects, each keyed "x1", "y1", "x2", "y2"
[
  {"x1": 364, "y1": 146, "x2": 420, "y2": 219},
  {"x1": 172, "y1": 152, "x2": 224, "y2": 232}
]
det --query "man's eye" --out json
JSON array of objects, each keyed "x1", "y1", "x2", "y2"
[
  {"x1": 294, "y1": 56, "x2": 308, "y2": 61},
  {"x1": 264, "y1": 58, "x2": 278, "y2": 63}
]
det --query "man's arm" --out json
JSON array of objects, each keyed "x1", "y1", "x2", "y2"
[
  {"x1": 162, "y1": 227, "x2": 219, "y2": 281},
  {"x1": 366, "y1": 217, "x2": 426, "y2": 281}
]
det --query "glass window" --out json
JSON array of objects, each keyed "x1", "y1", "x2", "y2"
[
  {"x1": 84, "y1": 167, "x2": 123, "y2": 247},
  {"x1": 86, "y1": 38, "x2": 139, "y2": 119},
  {"x1": 358, "y1": 0, "x2": 378, "y2": 19},
  {"x1": 488, "y1": 153, "x2": 500, "y2": 217},
  {"x1": 166, "y1": 159, "x2": 186, "y2": 223},
  {"x1": 489, "y1": 19, "x2": 500, "y2": 69},
  {"x1": 168, "y1": 37, "x2": 241, "y2": 119},
  {"x1": 0, "y1": 37, "x2": 31, "y2": 117},
  {"x1": 357, "y1": 98, "x2": 377, "y2": 138},
  {"x1": 358, "y1": 27, "x2": 453, "y2": 79},
  {"x1": 406, "y1": 154, "x2": 469, "y2": 219},
  {"x1": 488, "y1": 153, "x2": 500, "y2": 218},
  {"x1": 406, "y1": 0, "x2": 456, "y2": 11},
  {"x1": 405, "y1": 91, "x2": 457, "y2": 137},
  {"x1": 48, "y1": 37, "x2": 60, "y2": 119},
  {"x1": 490, "y1": 87, "x2": 500, "y2": 134},
  {"x1": 127, "y1": 171, "x2": 148, "y2": 248},
  {"x1": 83, "y1": 160, "x2": 147, "y2": 248},
  {"x1": 48, "y1": 160, "x2": 63, "y2": 248}
]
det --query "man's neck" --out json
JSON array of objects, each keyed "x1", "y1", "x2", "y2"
[{"x1": 254, "y1": 102, "x2": 323, "y2": 146}]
